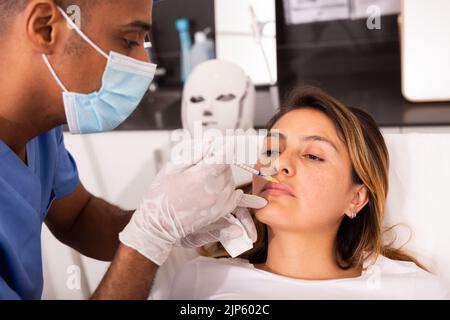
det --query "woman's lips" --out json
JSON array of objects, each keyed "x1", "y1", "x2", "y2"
[{"x1": 261, "y1": 182, "x2": 296, "y2": 197}]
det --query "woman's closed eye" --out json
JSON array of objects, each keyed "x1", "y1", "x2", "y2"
[{"x1": 304, "y1": 154, "x2": 324, "y2": 162}]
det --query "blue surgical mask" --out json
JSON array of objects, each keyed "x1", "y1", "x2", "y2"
[{"x1": 42, "y1": 7, "x2": 157, "y2": 134}]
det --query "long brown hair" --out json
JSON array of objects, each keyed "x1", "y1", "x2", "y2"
[{"x1": 200, "y1": 86, "x2": 426, "y2": 271}]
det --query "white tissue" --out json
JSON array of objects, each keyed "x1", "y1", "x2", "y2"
[{"x1": 220, "y1": 214, "x2": 254, "y2": 258}]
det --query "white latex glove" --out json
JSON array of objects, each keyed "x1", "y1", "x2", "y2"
[
  {"x1": 178, "y1": 207, "x2": 258, "y2": 249},
  {"x1": 119, "y1": 140, "x2": 267, "y2": 266}
]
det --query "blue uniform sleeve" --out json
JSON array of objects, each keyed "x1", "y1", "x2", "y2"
[
  {"x1": 53, "y1": 127, "x2": 80, "y2": 200},
  {"x1": 0, "y1": 276, "x2": 20, "y2": 300}
]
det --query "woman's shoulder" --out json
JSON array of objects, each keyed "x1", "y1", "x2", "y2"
[
  {"x1": 173, "y1": 256, "x2": 254, "y2": 284},
  {"x1": 181, "y1": 256, "x2": 253, "y2": 270},
  {"x1": 374, "y1": 255, "x2": 433, "y2": 277},
  {"x1": 373, "y1": 255, "x2": 449, "y2": 299},
  {"x1": 169, "y1": 256, "x2": 254, "y2": 299},
  {"x1": 173, "y1": 256, "x2": 253, "y2": 283}
]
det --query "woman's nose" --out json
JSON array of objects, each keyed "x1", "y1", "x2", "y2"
[{"x1": 276, "y1": 152, "x2": 295, "y2": 177}]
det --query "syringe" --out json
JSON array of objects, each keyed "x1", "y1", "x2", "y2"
[{"x1": 234, "y1": 163, "x2": 279, "y2": 183}]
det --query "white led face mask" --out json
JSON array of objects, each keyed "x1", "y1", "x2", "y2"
[{"x1": 182, "y1": 60, "x2": 255, "y2": 134}]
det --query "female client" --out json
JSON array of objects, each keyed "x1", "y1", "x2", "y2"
[{"x1": 169, "y1": 86, "x2": 449, "y2": 300}]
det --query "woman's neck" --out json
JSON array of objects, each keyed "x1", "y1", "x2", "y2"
[{"x1": 256, "y1": 229, "x2": 362, "y2": 280}]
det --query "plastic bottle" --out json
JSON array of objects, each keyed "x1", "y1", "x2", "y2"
[
  {"x1": 190, "y1": 30, "x2": 215, "y2": 71},
  {"x1": 175, "y1": 18, "x2": 192, "y2": 84}
]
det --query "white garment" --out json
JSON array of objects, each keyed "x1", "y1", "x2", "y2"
[{"x1": 169, "y1": 256, "x2": 450, "y2": 300}]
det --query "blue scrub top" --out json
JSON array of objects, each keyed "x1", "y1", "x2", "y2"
[{"x1": 0, "y1": 126, "x2": 79, "y2": 300}]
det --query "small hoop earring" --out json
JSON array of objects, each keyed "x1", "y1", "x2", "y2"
[{"x1": 351, "y1": 212, "x2": 357, "y2": 219}]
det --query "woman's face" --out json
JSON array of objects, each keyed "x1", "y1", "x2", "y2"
[{"x1": 253, "y1": 108, "x2": 363, "y2": 233}]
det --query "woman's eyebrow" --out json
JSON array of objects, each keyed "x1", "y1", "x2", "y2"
[
  {"x1": 301, "y1": 135, "x2": 339, "y2": 152},
  {"x1": 268, "y1": 132, "x2": 338, "y2": 152}
]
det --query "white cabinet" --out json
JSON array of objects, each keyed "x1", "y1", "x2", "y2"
[
  {"x1": 380, "y1": 127, "x2": 401, "y2": 134},
  {"x1": 401, "y1": 126, "x2": 450, "y2": 133},
  {"x1": 381, "y1": 127, "x2": 450, "y2": 134}
]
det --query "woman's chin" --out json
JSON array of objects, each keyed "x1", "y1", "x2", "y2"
[
  {"x1": 255, "y1": 193, "x2": 301, "y2": 224},
  {"x1": 254, "y1": 201, "x2": 284, "y2": 223},
  {"x1": 258, "y1": 195, "x2": 291, "y2": 209}
]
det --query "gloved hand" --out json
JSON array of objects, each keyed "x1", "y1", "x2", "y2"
[
  {"x1": 178, "y1": 207, "x2": 257, "y2": 249},
  {"x1": 119, "y1": 139, "x2": 267, "y2": 266}
]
